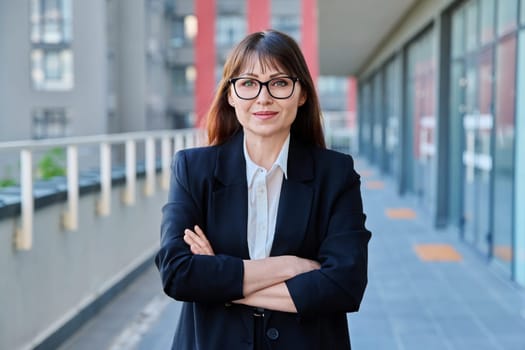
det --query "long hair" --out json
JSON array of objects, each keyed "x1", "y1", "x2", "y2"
[{"x1": 206, "y1": 30, "x2": 325, "y2": 148}]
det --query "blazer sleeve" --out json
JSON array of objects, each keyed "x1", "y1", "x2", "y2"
[
  {"x1": 155, "y1": 150, "x2": 245, "y2": 303},
  {"x1": 285, "y1": 154, "x2": 371, "y2": 315}
]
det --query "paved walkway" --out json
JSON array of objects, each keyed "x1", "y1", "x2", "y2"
[{"x1": 58, "y1": 159, "x2": 525, "y2": 350}]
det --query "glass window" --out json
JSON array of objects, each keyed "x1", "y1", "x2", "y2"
[
  {"x1": 184, "y1": 15, "x2": 198, "y2": 41},
  {"x1": 30, "y1": 0, "x2": 72, "y2": 44},
  {"x1": 31, "y1": 49, "x2": 74, "y2": 90},
  {"x1": 30, "y1": 0, "x2": 73, "y2": 91},
  {"x1": 172, "y1": 66, "x2": 194, "y2": 93},
  {"x1": 32, "y1": 107, "x2": 70, "y2": 139},
  {"x1": 451, "y1": 7, "x2": 464, "y2": 58},
  {"x1": 318, "y1": 76, "x2": 347, "y2": 94},
  {"x1": 465, "y1": 2, "x2": 478, "y2": 52},
  {"x1": 515, "y1": 30, "x2": 525, "y2": 286},
  {"x1": 407, "y1": 29, "x2": 436, "y2": 205},
  {"x1": 272, "y1": 15, "x2": 301, "y2": 43},
  {"x1": 170, "y1": 15, "x2": 197, "y2": 47},
  {"x1": 493, "y1": 35, "x2": 517, "y2": 273},
  {"x1": 522, "y1": 0, "x2": 525, "y2": 25},
  {"x1": 216, "y1": 16, "x2": 246, "y2": 47},
  {"x1": 480, "y1": 0, "x2": 495, "y2": 45},
  {"x1": 497, "y1": 0, "x2": 518, "y2": 36},
  {"x1": 385, "y1": 56, "x2": 401, "y2": 177}
]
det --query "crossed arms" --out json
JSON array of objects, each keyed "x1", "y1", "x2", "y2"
[{"x1": 184, "y1": 225, "x2": 320, "y2": 313}]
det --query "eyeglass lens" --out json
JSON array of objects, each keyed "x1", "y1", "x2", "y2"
[{"x1": 233, "y1": 77, "x2": 296, "y2": 99}]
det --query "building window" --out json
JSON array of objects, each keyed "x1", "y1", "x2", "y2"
[
  {"x1": 272, "y1": 15, "x2": 300, "y2": 42},
  {"x1": 172, "y1": 65, "x2": 195, "y2": 93},
  {"x1": 30, "y1": 0, "x2": 73, "y2": 91},
  {"x1": 170, "y1": 15, "x2": 197, "y2": 48},
  {"x1": 32, "y1": 108, "x2": 71, "y2": 139},
  {"x1": 216, "y1": 16, "x2": 246, "y2": 47}
]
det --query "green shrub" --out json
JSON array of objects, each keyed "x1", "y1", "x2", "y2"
[
  {"x1": 0, "y1": 165, "x2": 16, "y2": 188},
  {"x1": 37, "y1": 147, "x2": 66, "y2": 180}
]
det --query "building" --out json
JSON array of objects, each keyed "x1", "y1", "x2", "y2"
[
  {"x1": 0, "y1": 0, "x2": 353, "y2": 142},
  {"x1": 317, "y1": 0, "x2": 525, "y2": 287}
]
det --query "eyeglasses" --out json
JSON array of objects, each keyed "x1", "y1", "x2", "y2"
[{"x1": 229, "y1": 76, "x2": 299, "y2": 100}]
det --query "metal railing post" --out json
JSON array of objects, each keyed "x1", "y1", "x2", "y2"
[
  {"x1": 161, "y1": 137, "x2": 172, "y2": 190},
  {"x1": 97, "y1": 142, "x2": 111, "y2": 216},
  {"x1": 123, "y1": 140, "x2": 136, "y2": 205},
  {"x1": 15, "y1": 149, "x2": 33, "y2": 250},
  {"x1": 144, "y1": 137, "x2": 155, "y2": 196},
  {"x1": 62, "y1": 145, "x2": 79, "y2": 230}
]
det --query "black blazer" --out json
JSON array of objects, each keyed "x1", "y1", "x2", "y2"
[{"x1": 155, "y1": 131, "x2": 371, "y2": 350}]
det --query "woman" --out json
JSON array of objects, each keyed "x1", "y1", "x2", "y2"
[{"x1": 155, "y1": 30, "x2": 371, "y2": 350}]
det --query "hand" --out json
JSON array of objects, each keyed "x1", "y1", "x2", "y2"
[
  {"x1": 183, "y1": 225, "x2": 215, "y2": 256},
  {"x1": 287, "y1": 256, "x2": 321, "y2": 277}
]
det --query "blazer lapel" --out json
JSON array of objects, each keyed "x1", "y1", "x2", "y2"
[
  {"x1": 210, "y1": 131, "x2": 251, "y2": 259},
  {"x1": 270, "y1": 136, "x2": 314, "y2": 256}
]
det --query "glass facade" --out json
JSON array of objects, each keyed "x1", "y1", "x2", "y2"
[
  {"x1": 406, "y1": 29, "x2": 436, "y2": 206},
  {"x1": 372, "y1": 72, "x2": 383, "y2": 166},
  {"x1": 515, "y1": 25, "x2": 525, "y2": 285},
  {"x1": 357, "y1": 0, "x2": 524, "y2": 285},
  {"x1": 497, "y1": 0, "x2": 518, "y2": 36},
  {"x1": 492, "y1": 34, "x2": 517, "y2": 273},
  {"x1": 480, "y1": 0, "x2": 495, "y2": 45},
  {"x1": 522, "y1": 0, "x2": 525, "y2": 25},
  {"x1": 384, "y1": 57, "x2": 401, "y2": 177}
]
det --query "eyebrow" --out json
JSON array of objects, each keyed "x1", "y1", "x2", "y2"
[{"x1": 238, "y1": 72, "x2": 288, "y2": 78}]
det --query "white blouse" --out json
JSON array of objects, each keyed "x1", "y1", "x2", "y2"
[{"x1": 243, "y1": 134, "x2": 290, "y2": 259}]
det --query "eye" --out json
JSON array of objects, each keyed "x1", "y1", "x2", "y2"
[
  {"x1": 239, "y1": 79, "x2": 258, "y2": 87},
  {"x1": 270, "y1": 78, "x2": 290, "y2": 87}
]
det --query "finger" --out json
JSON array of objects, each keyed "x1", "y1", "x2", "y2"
[
  {"x1": 185, "y1": 229, "x2": 204, "y2": 245},
  {"x1": 194, "y1": 225, "x2": 209, "y2": 242},
  {"x1": 184, "y1": 230, "x2": 202, "y2": 250},
  {"x1": 190, "y1": 244, "x2": 203, "y2": 255},
  {"x1": 190, "y1": 227, "x2": 212, "y2": 251}
]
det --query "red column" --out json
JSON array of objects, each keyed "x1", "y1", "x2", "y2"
[
  {"x1": 347, "y1": 77, "x2": 357, "y2": 129},
  {"x1": 247, "y1": 0, "x2": 270, "y2": 33},
  {"x1": 301, "y1": 0, "x2": 318, "y2": 84},
  {"x1": 195, "y1": 0, "x2": 216, "y2": 128}
]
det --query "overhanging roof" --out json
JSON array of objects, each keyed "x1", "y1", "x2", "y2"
[{"x1": 318, "y1": 0, "x2": 417, "y2": 76}]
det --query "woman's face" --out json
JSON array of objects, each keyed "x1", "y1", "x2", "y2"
[{"x1": 228, "y1": 60, "x2": 306, "y2": 143}]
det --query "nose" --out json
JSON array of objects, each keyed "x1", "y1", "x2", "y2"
[{"x1": 256, "y1": 84, "x2": 273, "y2": 103}]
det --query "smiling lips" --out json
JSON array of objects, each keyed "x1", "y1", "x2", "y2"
[{"x1": 253, "y1": 111, "x2": 278, "y2": 120}]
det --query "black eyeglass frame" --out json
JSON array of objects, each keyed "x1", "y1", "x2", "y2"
[{"x1": 228, "y1": 76, "x2": 300, "y2": 100}]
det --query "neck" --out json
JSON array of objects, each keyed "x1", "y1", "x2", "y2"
[{"x1": 245, "y1": 132, "x2": 289, "y2": 170}]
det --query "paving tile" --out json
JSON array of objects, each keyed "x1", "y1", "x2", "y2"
[{"x1": 413, "y1": 243, "x2": 462, "y2": 261}]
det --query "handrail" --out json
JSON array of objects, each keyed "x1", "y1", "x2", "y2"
[{"x1": 0, "y1": 128, "x2": 206, "y2": 251}]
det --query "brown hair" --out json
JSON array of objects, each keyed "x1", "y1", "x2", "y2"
[{"x1": 206, "y1": 30, "x2": 325, "y2": 148}]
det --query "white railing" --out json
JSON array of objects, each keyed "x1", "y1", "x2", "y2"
[{"x1": 0, "y1": 129, "x2": 206, "y2": 251}]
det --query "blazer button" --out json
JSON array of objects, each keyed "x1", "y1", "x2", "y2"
[
  {"x1": 266, "y1": 328, "x2": 279, "y2": 340},
  {"x1": 224, "y1": 302, "x2": 232, "y2": 307}
]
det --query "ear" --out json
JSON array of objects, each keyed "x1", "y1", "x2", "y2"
[
  {"x1": 228, "y1": 92, "x2": 235, "y2": 107},
  {"x1": 298, "y1": 92, "x2": 307, "y2": 106}
]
